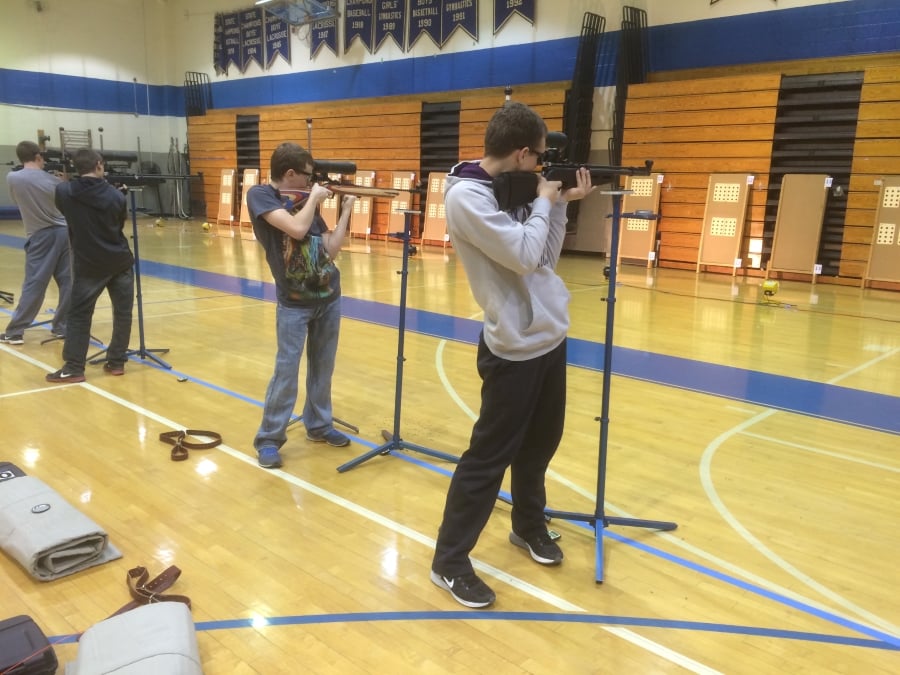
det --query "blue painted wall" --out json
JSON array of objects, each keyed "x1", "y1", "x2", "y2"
[{"x1": 0, "y1": 0, "x2": 897, "y2": 116}]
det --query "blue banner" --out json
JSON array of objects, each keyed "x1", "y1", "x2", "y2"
[
  {"x1": 311, "y1": 0, "x2": 339, "y2": 57},
  {"x1": 240, "y1": 8, "x2": 264, "y2": 72},
  {"x1": 408, "y1": 0, "x2": 441, "y2": 49},
  {"x1": 265, "y1": 12, "x2": 291, "y2": 69},
  {"x1": 374, "y1": 0, "x2": 406, "y2": 52},
  {"x1": 493, "y1": 0, "x2": 535, "y2": 34},
  {"x1": 442, "y1": 0, "x2": 477, "y2": 45},
  {"x1": 345, "y1": 0, "x2": 375, "y2": 53},
  {"x1": 213, "y1": 13, "x2": 226, "y2": 75},
  {"x1": 223, "y1": 12, "x2": 243, "y2": 74}
]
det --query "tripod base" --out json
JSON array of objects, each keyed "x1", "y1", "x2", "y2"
[
  {"x1": 337, "y1": 429, "x2": 459, "y2": 473},
  {"x1": 88, "y1": 345, "x2": 171, "y2": 369},
  {"x1": 287, "y1": 415, "x2": 359, "y2": 434},
  {"x1": 544, "y1": 507, "x2": 677, "y2": 582}
]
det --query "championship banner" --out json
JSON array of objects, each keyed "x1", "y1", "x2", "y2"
[
  {"x1": 213, "y1": 13, "x2": 226, "y2": 75},
  {"x1": 374, "y1": 0, "x2": 406, "y2": 52},
  {"x1": 493, "y1": 0, "x2": 535, "y2": 34},
  {"x1": 408, "y1": 0, "x2": 441, "y2": 49},
  {"x1": 240, "y1": 8, "x2": 264, "y2": 72},
  {"x1": 344, "y1": 0, "x2": 375, "y2": 53},
  {"x1": 442, "y1": 0, "x2": 477, "y2": 46},
  {"x1": 311, "y1": 0, "x2": 339, "y2": 57},
  {"x1": 265, "y1": 11, "x2": 291, "y2": 68},
  {"x1": 223, "y1": 12, "x2": 243, "y2": 73}
]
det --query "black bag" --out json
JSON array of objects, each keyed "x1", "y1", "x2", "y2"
[
  {"x1": 0, "y1": 461, "x2": 27, "y2": 482},
  {"x1": 0, "y1": 615, "x2": 58, "y2": 675}
]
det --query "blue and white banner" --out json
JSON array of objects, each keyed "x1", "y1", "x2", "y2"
[
  {"x1": 213, "y1": 13, "x2": 226, "y2": 75},
  {"x1": 442, "y1": 0, "x2": 477, "y2": 45},
  {"x1": 311, "y1": 0, "x2": 339, "y2": 57},
  {"x1": 493, "y1": 0, "x2": 535, "y2": 34},
  {"x1": 223, "y1": 12, "x2": 243, "y2": 73},
  {"x1": 408, "y1": 0, "x2": 441, "y2": 49},
  {"x1": 240, "y1": 8, "x2": 264, "y2": 72},
  {"x1": 345, "y1": 0, "x2": 375, "y2": 53},
  {"x1": 265, "y1": 12, "x2": 291, "y2": 68},
  {"x1": 374, "y1": 0, "x2": 406, "y2": 52}
]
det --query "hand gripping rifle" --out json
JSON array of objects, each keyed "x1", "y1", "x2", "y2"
[{"x1": 492, "y1": 132, "x2": 653, "y2": 211}]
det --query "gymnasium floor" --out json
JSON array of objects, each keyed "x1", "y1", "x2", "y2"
[{"x1": 1, "y1": 214, "x2": 898, "y2": 674}]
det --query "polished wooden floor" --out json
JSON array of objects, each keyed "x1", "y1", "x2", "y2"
[{"x1": 1, "y1": 216, "x2": 898, "y2": 674}]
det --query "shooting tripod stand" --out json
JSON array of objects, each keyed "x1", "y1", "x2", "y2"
[
  {"x1": 88, "y1": 188, "x2": 170, "y2": 369},
  {"x1": 545, "y1": 190, "x2": 676, "y2": 582},
  {"x1": 337, "y1": 209, "x2": 458, "y2": 473}
]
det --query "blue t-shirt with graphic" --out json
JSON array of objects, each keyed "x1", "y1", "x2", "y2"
[{"x1": 247, "y1": 183, "x2": 341, "y2": 307}]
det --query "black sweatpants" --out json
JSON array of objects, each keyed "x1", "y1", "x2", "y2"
[{"x1": 432, "y1": 334, "x2": 567, "y2": 578}]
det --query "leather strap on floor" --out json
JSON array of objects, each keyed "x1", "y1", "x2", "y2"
[
  {"x1": 107, "y1": 565, "x2": 192, "y2": 619},
  {"x1": 159, "y1": 429, "x2": 222, "y2": 461}
]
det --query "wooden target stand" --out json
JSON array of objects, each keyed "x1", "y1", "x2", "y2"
[
  {"x1": 862, "y1": 176, "x2": 900, "y2": 288},
  {"x1": 214, "y1": 169, "x2": 236, "y2": 237},
  {"x1": 237, "y1": 169, "x2": 259, "y2": 241},
  {"x1": 617, "y1": 173, "x2": 663, "y2": 267},
  {"x1": 421, "y1": 173, "x2": 449, "y2": 249},
  {"x1": 696, "y1": 174, "x2": 754, "y2": 277},
  {"x1": 766, "y1": 174, "x2": 831, "y2": 284}
]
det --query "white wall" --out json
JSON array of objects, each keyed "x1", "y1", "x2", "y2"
[
  {"x1": 0, "y1": 0, "x2": 183, "y2": 155},
  {"x1": 166, "y1": 0, "x2": 642, "y2": 83}
]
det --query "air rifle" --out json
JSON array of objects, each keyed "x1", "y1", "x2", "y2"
[{"x1": 492, "y1": 131, "x2": 653, "y2": 210}]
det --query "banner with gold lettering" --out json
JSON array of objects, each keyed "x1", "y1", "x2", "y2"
[
  {"x1": 493, "y1": 0, "x2": 535, "y2": 34},
  {"x1": 311, "y1": 0, "x2": 339, "y2": 57},
  {"x1": 240, "y1": 8, "x2": 264, "y2": 72},
  {"x1": 345, "y1": 0, "x2": 375, "y2": 53},
  {"x1": 408, "y1": 0, "x2": 441, "y2": 49},
  {"x1": 442, "y1": 0, "x2": 477, "y2": 46},
  {"x1": 374, "y1": 0, "x2": 406, "y2": 52},
  {"x1": 223, "y1": 11, "x2": 243, "y2": 73},
  {"x1": 265, "y1": 11, "x2": 291, "y2": 68}
]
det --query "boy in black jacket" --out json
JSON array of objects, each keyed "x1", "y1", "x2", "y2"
[{"x1": 47, "y1": 148, "x2": 134, "y2": 383}]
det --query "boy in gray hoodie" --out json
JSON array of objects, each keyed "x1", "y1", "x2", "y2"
[{"x1": 430, "y1": 102, "x2": 594, "y2": 608}]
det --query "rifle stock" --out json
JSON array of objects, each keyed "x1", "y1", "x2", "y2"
[{"x1": 493, "y1": 160, "x2": 653, "y2": 211}]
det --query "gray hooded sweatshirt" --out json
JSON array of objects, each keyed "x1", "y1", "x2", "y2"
[{"x1": 444, "y1": 161, "x2": 571, "y2": 361}]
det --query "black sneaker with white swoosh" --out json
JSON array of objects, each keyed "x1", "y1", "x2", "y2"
[
  {"x1": 430, "y1": 570, "x2": 496, "y2": 608},
  {"x1": 45, "y1": 369, "x2": 86, "y2": 384}
]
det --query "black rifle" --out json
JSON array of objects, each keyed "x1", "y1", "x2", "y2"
[{"x1": 492, "y1": 160, "x2": 653, "y2": 211}]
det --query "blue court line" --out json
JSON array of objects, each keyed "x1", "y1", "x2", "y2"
[
  {"x1": 5, "y1": 242, "x2": 896, "y2": 653},
  {"x1": 46, "y1": 610, "x2": 899, "y2": 650},
  {"x1": 137, "y1": 257, "x2": 900, "y2": 436},
  {"x1": 340, "y1": 451, "x2": 900, "y2": 649},
  {"x1": 2, "y1": 241, "x2": 898, "y2": 436}
]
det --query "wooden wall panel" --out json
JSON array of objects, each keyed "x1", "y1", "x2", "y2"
[
  {"x1": 843, "y1": 69, "x2": 900, "y2": 287},
  {"x1": 187, "y1": 83, "x2": 565, "y2": 240},
  {"x1": 621, "y1": 74, "x2": 778, "y2": 272},
  {"x1": 626, "y1": 55, "x2": 900, "y2": 289}
]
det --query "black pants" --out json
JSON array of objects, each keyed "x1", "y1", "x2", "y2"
[
  {"x1": 63, "y1": 267, "x2": 134, "y2": 374},
  {"x1": 432, "y1": 334, "x2": 567, "y2": 578}
]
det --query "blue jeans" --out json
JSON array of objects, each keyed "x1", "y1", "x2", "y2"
[
  {"x1": 254, "y1": 298, "x2": 341, "y2": 451},
  {"x1": 62, "y1": 268, "x2": 134, "y2": 374}
]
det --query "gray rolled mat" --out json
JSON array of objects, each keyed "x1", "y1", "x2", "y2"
[{"x1": 0, "y1": 475, "x2": 122, "y2": 581}]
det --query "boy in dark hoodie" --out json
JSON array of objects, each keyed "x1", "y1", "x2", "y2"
[{"x1": 47, "y1": 148, "x2": 134, "y2": 383}]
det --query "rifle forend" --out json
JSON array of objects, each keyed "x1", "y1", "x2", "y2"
[{"x1": 492, "y1": 160, "x2": 654, "y2": 211}]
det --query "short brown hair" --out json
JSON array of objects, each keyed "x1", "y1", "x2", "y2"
[
  {"x1": 72, "y1": 148, "x2": 103, "y2": 175},
  {"x1": 270, "y1": 142, "x2": 313, "y2": 181},
  {"x1": 483, "y1": 102, "x2": 547, "y2": 158},
  {"x1": 16, "y1": 140, "x2": 42, "y2": 164}
]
